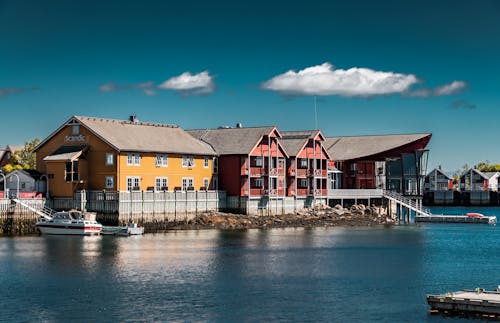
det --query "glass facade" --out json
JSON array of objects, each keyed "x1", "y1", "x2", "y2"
[{"x1": 385, "y1": 150, "x2": 429, "y2": 196}]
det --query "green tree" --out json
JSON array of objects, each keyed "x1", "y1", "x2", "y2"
[{"x1": 2, "y1": 138, "x2": 40, "y2": 173}]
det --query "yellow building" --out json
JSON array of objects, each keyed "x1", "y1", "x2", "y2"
[{"x1": 34, "y1": 116, "x2": 217, "y2": 197}]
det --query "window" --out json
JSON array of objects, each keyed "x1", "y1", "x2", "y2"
[
  {"x1": 72, "y1": 125, "x2": 80, "y2": 135},
  {"x1": 299, "y1": 178, "x2": 308, "y2": 188},
  {"x1": 255, "y1": 157, "x2": 263, "y2": 167},
  {"x1": 203, "y1": 178, "x2": 209, "y2": 189},
  {"x1": 156, "y1": 154, "x2": 168, "y2": 167},
  {"x1": 182, "y1": 156, "x2": 194, "y2": 168},
  {"x1": 65, "y1": 161, "x2": 79, "y2": 182},
  {"x1": 300, "y1": 159, "x2": 308, "y2": 168},
  {"x1": 254, "y1": 178, "x2": 264, "y2": 188},
  {"x1": 126, "y1": 177, "x2": 141, "y2": 191},
  {"x1": 213, "y1": 157, "x2": 218, "y2": 173},
  {"x1": 105, "y1": 152, "x2": 114, "y2": 166},
  {"x1": 127, "y1": 153, "x2": 141, "y2": 166},
  {"x1": 204, "y1": 156, "x2": 209, "y2": 168},
  {"x1": 212, "y1": 177, "x2": 218, "y2": 190},
  {"x1": 182, "y1": 178, "x2": 194, "y2": 190},
  {"x1": 105, "y1": 176, "x2": 114, "y2": 189},
  {"x1": 155, "y1": 177, "x2": 168, "y2": 191}
]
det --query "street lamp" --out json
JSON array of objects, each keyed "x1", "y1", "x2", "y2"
[
  {"x1": 11, "y1": 172, "x2": 19, "y2": 199},
  {"x1": 40, "y1": 174, "x2": 49, "y2": 199},
  {"x1": 0, "y1": 171, "x2": 5, "y2": 199}
]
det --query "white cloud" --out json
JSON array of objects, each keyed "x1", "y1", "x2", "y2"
[
  {"x1": 262, "y1": 63, "x2": 418, "y2": 97},
  {"x1": 158, "y1": 71, "x2": 214, "y2": 95},
  {"x1": 434, "y1": 81, "x2": 467, "y2": 96},
  {"x1": 0, "y1": 87, "x2": 38, "y2": 96},
  {"x1": 98, "y1": 81, "x2": 155, "y2": 95},
  {"x1": 405, "y1": 80, "x2": 467, "y2": 97},
  {"x1": 262, "y1": 62, "x2": 468, "y2": 98}
]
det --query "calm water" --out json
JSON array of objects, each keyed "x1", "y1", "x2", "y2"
[{"x1": 1, "y1": 207, "x2": 500, "y2": 322}]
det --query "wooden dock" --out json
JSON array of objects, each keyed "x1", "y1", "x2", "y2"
[
  {"x1": 427, "y1": 289, "x2": 500, "y2": 316},
  {"x1": 415, "y1": 214, "x2": 496, "y2": 224}
]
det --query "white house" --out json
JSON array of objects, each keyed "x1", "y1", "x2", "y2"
[
  {"x1": 424, "y1": 167, "x2": 453, "y2": 191},
  {"x1": 459, "y1": 169, "x2": 499, "y2": 191}
]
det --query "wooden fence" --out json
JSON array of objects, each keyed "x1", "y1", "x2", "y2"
[{"x1": 49, "y1": 190, "x2": 227, "y2": 215}]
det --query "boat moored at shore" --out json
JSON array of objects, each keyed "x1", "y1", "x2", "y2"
[{"x1": 36, "y1": 210, "x2": 102, "y2": 235}]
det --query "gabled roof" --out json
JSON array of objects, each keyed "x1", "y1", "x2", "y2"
[
  {"x1": 280, "y1": 130, "x2": 331, "y2": 159},
  {"x1": 459, "y1": 169, "x2": 499, "y2": 180},
  {"x1": 188, "y1": 126, "x2": 287, "y2": 156},
  {"x1": 0, "y1": 169, "x2": 43, "y2": 181},
  {"x1": 0, "y1": 145, "x2": 22, "y2": 160},
  {"x1": 325, "y1": 133, "x2": 432, "y2": 161},
  {"x1": 483, "y1": 171, "x2": 500, "y2": 179},
  {"x1": 35, "y1": 116, "x2": 217, "y2": 156},
  {"x1": 427, "y1": 168, "x2": 453, "y2": 180}
]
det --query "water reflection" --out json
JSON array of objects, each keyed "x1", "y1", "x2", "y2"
[{"x1": 0, "y1": 226, "x2": 465, "y2": 322}]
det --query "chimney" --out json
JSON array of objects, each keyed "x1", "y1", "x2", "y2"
[
  {"x1": 236, "y1": 123, "x2": 243, "y2": 128},
  {"x1": 129, "y1": 115, "x2": 138, "y2": 123}
]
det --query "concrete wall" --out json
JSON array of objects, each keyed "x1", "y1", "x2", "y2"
[{"x1": 225, "y1": 195, "x2": 328, "y2": 215}]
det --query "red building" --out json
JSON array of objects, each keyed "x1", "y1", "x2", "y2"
[
  {"x1": 0, "y1": 145, "x2": 23, "y2": 168},
  {"x1": 325, "y1": 133, "x2": 432, "y2": 196},
  {"x1": 280, "y1": 130, "x2": 333, "y2": 197},
  {"x1": 188, "y1": 126, "x2": 288, "y2": 198}
]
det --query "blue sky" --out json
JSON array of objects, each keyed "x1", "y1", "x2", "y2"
[{"x1": 1, "y1": 0, "x2": 499, "y2": 172}]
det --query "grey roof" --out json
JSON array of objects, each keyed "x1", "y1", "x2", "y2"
[
  {"x1": 325, "y1": 133, "x2": 432, "y2": 161},
  {"x1": 280, "y1": 130, "x2": 318, "y2": 157},
  {"x1": 482, "y1": 171, "x2": 499, "y2": 179},
  {"x1": 188, "y1": 126, "x2": 277, "y2": 155},
  {"x1": 460, "y1": 169, "x2": 498, "y2": 179},
  {"x1": 427, "y1": 168, "x2": 453, "y2": 179},
  {"x1": 37, "y1": 116, "x2": 217, "y2": 156}
]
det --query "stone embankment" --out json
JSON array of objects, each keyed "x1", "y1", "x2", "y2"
[{"x1": 170, "y1": 204, "x2": 394, "y2": 230}]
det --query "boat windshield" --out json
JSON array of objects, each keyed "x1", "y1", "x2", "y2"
[{"x1": 52, "y1": 211, "x2": 84, "y2": 220}]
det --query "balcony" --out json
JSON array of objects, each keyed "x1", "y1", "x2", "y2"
[
  {"x1": 309, "y1": 189, "x2": 328, "y2": 196},
  {"x1": 247, "y1": 188, "x2": 285, "y2": 196},
  {"x1": 296, "y1": 168, "x2": 308, "y2": 177}
]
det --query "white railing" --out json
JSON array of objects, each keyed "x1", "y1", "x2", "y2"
[
  {"x1": 328, "y1": 189, "x2": 384, "y2": 198},
  {"x1": 383, "y1": 190, "x2": 432, "y2": 216}
]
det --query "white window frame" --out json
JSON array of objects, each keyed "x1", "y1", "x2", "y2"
[
  {"x1": 155, "y1": 177, "x2": 168, "y2": 191},
  {"x1": 203, "y1": 178, "x2": 209, "y2": 189},
  {"x1": 72, "y1": 125, "x2": 80, "y2": 135},
  {"x1": 255, "y1": 157, "x2": 263, "y2": 167},
  {"x1": 182, "y1": 177, "x2": 194, "y2": 190},
  {"x1": 300, "y1": 159, "x2": 308, "y2": 168},
  {"x1": 105, "y1": 152, "x2": 114, "y2": 166},
  {"x1": 155, "y1": 154, "x2": 168, "y2": 167},
  {"x1": 105, "y1": 176, "x2": 114, "y2": 189},
  {"x1": 204, "y1": 156, "x2": 209, "y2": 168},
  {"x1": 127, "y1": 153, "x2": 141, "y2": 166},
  {"x1": 126, "y1": 176, "x2": 141, "y2": 191},
  {"x1": 182, "y1": 156, "x2": 195, "y2": 168}
]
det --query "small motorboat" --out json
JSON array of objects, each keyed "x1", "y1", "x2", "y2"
[
  {"x1": 36, "y1": 210, "x2": 102, "y2": 235},
  {"x1": 101, "y1": 223, "x2": 144, "y2": 236}
]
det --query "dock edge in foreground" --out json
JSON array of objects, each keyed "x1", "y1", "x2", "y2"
[
  {"x1": 427, "y1": 290, "x2": 500, "y2": 316},
  {"x1": 416, "y1": 215, "x2": 496, "y2": 224}
]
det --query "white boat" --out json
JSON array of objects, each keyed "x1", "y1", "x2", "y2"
[{"x1": 36, "y1": 210, "x2": 102, "y2": 235}]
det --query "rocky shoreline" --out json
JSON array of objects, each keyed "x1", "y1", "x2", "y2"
[{"x1": 168, "y1": 204, "x2": 394, "y2": 230}]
